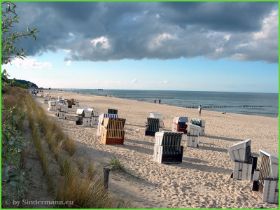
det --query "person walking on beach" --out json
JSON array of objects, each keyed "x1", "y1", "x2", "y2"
[{"x1": 198, "y1": 105, "x2": 202, "y2": 116}]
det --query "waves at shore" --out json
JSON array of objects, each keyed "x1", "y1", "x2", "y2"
[{"x1": 63, "y1": 89, "x2": 278, "y2": 117}]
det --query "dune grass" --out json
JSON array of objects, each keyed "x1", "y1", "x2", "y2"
[
  {"x1": 3, "y1": 87, "x2": 126, "y2": 207},
  {"x1": 22, "y1": 89, "x2": 126, "y2": 207}
]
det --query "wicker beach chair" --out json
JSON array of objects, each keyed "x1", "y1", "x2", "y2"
[
  {"x1": 153, "y1": 131, "x2": 184, "y2": 164},
  {"x1": 97, "y1": 113, "x2": 118, "y2": 136},
  {"x1": 145, "y1": 118, "x2": 160, "y2": 136},
  {"x1": 100, "y1": 118, "x2": 126, "y2": 145},
  {"x1": 172, "y1": 117, "x2": 188, "y2": 133},
  {"x1": 149, "y1": 112, "x2": 164, "y2": 128}
]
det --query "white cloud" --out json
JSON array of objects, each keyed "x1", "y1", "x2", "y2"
[
  {"x1": 90, "y1": 36, "x2": 111, "y2": 50},
  {"x1": 224, "y1": 34, "x2": 231, "y2": 41},
  {"x1": 4, "y1": 57, "x2": 52, "y2": 70},
  {"x1": 149, "y1": 33, "x2": 176, "y2": 49},
  {"x1": 253, "y1": 10, "x2": 277, "y2": 40}
]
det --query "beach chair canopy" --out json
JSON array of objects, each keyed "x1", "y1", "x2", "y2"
[
  {"x1": 155, "y1": 131, "x2": 183, "y2": 147},
  {"x1": 84, "y1": 108, "x2": 94, "y2": 116},
  {"x1": 98, "y1": 113, "x2": 118, "y2": 124},
  {"x1": 103, "y1": 118, "x2": 126, "y2": 130},
  {"x1": 191, "y1": 118, "x2": 204, "y2": 127},
  {"x1": 173, "y1": 117, "x2": 188, "y2": 123},
  {"x1": 149, "y1": 112, "x2": 164, "y2": 127},
  {"x1": 149, "y1": 112, "x2": 163, "y2": 119},
  {"x1": 259, "y1": 150, "x2": 278, "y2": 179},
  {"x1": 76, "y1": 108, "x2": 84, "y2": 115},
  {"x1": 228, "y1": 139, "x2": 251, "y2": 162}
]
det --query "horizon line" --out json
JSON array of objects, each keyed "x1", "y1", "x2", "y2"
[{"x1": 49, "y1": 87, "x2": 278, "y2": 94}]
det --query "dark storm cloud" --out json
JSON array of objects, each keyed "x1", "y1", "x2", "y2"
[{"x1": 13, "y1": 2, "x2": 278, "y2": 63}]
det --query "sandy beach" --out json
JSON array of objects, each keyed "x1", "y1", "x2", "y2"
[{"x1": 37, "y1": 90, "x2": 278, "y2": 208}]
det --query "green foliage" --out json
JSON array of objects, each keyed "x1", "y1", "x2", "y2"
[
  {"x1": 11, "y1": 79, "x2": 38, "y2": 89},
  {"x1": 109, "y1": 157, "x2": 124, "y2": 171},
  {"x1": 2, "y1": 2, "x2": 38, "y2": 64},
  {"x1": 2, "y1": 88, "x2": 28, "y2": 207}
]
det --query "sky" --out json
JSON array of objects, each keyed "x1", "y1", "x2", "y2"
[{"x1": 2, "y1": 2, "x2": 279, "y2": 93}]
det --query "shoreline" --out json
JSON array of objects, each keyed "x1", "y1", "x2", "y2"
[{"x1": 56, "y1": 89, "x2": 277, "y2": 119}]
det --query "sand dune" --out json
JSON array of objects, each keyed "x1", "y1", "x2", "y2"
[{"x1": 37, "y1": 90, "x2": 278, "y2": 208}]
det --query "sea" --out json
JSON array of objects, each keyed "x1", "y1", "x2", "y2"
[{"x1": 65, "y1": 89, "x2": 278, "y2": 117}]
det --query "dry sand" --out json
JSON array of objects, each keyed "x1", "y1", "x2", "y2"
[{"x1": 37, "y1": 90, "x2": 278, "y2": 208}]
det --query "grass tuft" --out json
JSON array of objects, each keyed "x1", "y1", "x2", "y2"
[{"x1": 109, "y1": 157, "x2": 124, "y2": 171}]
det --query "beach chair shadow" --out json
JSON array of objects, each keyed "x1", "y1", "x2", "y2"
[
  {"x1": 125, "y1": 138, "x2": 154, "y2": 147},
  {"x1": 122, "y1": 141, "x2": 153, "y2": 156},
  {"x1": 177, "y1": 161, "x2": 232, "y2": 175},
  {"x1": 205, "y1": 135, "x2": 243, "y2": 142},
  {"x1": 183, "y1": 157, "x2": 208, "y2": 164},
  {"x1": 198, "y1": 145, "x2": 228, "y2": 153}
]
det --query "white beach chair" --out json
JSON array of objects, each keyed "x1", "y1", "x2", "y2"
[
  {"x1": 153, "y1": 131, "x2": 183, "y2": 164},
  {"x1": 183, "y1": 123, "x2": 200, "y2": 148},
  {"x1": 149, "y1": 112, "x2": 164, "y2": 128},
  {"x1": 253, "y1": 150, "x2": 278, "y2": 204},
  {"x1": 47, "y1": 100, "x2": 57, "y2": 111},
  {"x1": 228, "y1": 139, "x2": 254, "y2": 180},
  {"x1": 190, "y1": 118, "x2": 205, "y2": 136},
  {"x1": 228, "y1": 139, "x2": 251, "y2": 162}
]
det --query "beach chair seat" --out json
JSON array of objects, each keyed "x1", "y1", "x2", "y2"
[
  {"x1": 233, "y1": 161, "x2": 253, "y2": 180},
  {"x1": 145, "y1": 118, "x2": 160, "y2": 136},
  {"x1": 76, "y1": 116, "x2": 83, "y2": 125},
  {"x1": 100, "y1": 118, "x2": 126, "y2": 145},
  {"x1": 153, "y1": 131, "x2": 184, "y2": 164}
]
